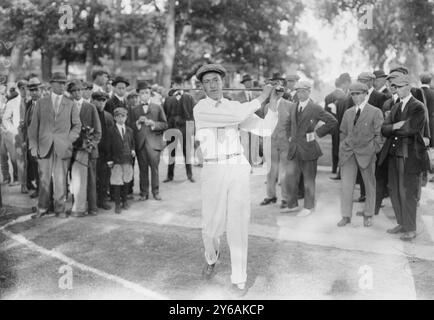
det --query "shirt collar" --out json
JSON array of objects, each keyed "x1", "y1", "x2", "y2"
[
  {"x1": 299, "y1": 99, "x2": 309, "y2": 110},
  {"x1": 367, "y1": 87, "x2": 374, "y2": 96},
  {"x1": 401, "y1": 94, "x2": 412, "y2": 110},
  {"x1": 421, "y1": 84, "x2": 430, "y2": 88},
  {"x1": 379, "y1": 85, "x2": 387, "y2": 93},
  {"x1": 393, "y1": 93, "x2": 399, "y2": 103},
  {"x1": 114, "y1": 94, "x2": 124, "y2": 102},
  {"x1": 356, "y1": 98, "x2": 368, "y2": 112},
  {"x1": 116, "y1": 123, "x2": 125, "y2": 130}
]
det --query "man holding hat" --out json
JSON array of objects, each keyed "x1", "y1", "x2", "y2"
[
  {"x1": 24, "y1": 77, "x2": 42, "y2": 198},
  {"x1": 104, "y1": 76, "x2": 129, "y2": 116},
  {"x1": 92, "y1": 91, "x2": 114, "y2": 211},
  {"x1": 282, "y1": 81, "x2": 337, "y2": 217},
  {"x1": 378, "y1": 74, "x2": 430, "y2": 241},
  {"x1": 337, "y1": 82, "x2": 384, "y2": 227},
  {"x1": 2, "y1": 79, "x2": 28, "y2": 192},
  {"x1": 29, "y1": 72, "x2": 81, "y2": 219},
  {"x1": 193, "y1": 63, "x2": 278, "y2": 295},
  {"x1": 67, "y1": 80, "x2": 102, "y2": 217}
]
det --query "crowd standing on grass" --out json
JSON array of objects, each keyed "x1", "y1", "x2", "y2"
[{"x1": 0, "y1": 64, "x2": 434, "y2": 296}]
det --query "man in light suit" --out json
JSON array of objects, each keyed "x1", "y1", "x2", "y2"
[
  {"x1": 68, "y1": 80, "x2": 102, "y2": 217},
  {"x1": 29, "y1": 72, "x2": 81, "y2": 218},
  {"x1": 337, "y1": 83, "x2": 384, "y2": 228},
  {"x1": 282, "y1": 81, "x2": 338, "y2": 217},
  {"x1": 130, "y1": 85, "x2": 168, "y2": 201}
]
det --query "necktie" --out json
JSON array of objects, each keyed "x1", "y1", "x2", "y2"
[
  {"x1": 395, "y1": 102, "x2": 402, "y2": 121},
  {"x1": 353, "y1": 107, "x2": 361, "y2": 126}
]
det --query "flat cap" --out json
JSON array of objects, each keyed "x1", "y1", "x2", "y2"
[
  {"x1": 114, "y1": 107, "x2": 128, "y2": 116},
  {"x1": 391, "y1": 75, "x2": 411, "y2": 87},
  {"x1": 357, "y1": 72, "x2": 376, "y2": 81},
  {"x1": 420, "y1": 72, "x2": 432, "y2": 84},
  {"x1": 294, "y1": 81, "x2": 311, "y2": 90},
  {"x1": 196, "y1": 64, "x2": 227, "y2": 82},
  {"x1": 373, "y1": 70, "x2": 387, "y2": 79},
  {"x1": 386, "y1": 71, "x2": 401, "y2": 80},
  {"x1": 286, "y1": 74, "x2": 300, "y2": 81},
  {"x1": 349, "y1": 82, "x2": 369, "y2": 93},
  {"x1": 91, "y1": 91, "x2": 110, "y2": 101},
  {"x1": 390, "y1": 66, "x2": 409, "y2": 75}
]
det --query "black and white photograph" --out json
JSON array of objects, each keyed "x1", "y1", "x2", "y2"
[{"x1": 1, "y1": 0, "x2": 434, "y2": 304}]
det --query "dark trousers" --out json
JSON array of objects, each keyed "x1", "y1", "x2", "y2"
[
  {"x1": 137, "y1": 143, "x2": 161, "y2": 196},
  {"x1": 167, "y1": 129, "x2": 192, "y2": 179},
  {"x1": 113, "y1": 183, "x2": 129, "y2": 206},
  {"x1": 357, "y1": 170, "x2": 366, "y2": 197},
  {"x1": 388, "y1": 157, "x2": 419, "y2": 232},
  {"x1": 27, "y1": 149, "x2": 39, "y2": 190},
  {"x1": 375, "y1": 156, "x2": 388, "y2": 215},
  {"x1": 96, "y1": 156, "x2": 110, "y2": 205},
  {"x1": 331, "y1": 132, "x2": 339, "y2": 173},
  {"x1": 286, "y1": 156, "x2": 317, "y2": 210}
]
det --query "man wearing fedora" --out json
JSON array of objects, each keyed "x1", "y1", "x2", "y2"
[
  {"x1": 130, "y1": 84, "x2": 168, "y2": 201},
  {"x1": 282, "y1": 81, "x2": 337, "y2": 217},
  {"x1": 378, "y1": 74, "x2": 430, "y2": 241},
  {"x1": 163, "y1": 75, "x2": 196, "y2": 183},
  {"x1": 337, "y1": 82, "x2": 384, "y2": 228},
  {"x1": 67, "y1": 80, "x2": 102, "y2": 217},
  {"x1": 29, "y1": 72, "x2": 81, "y2": 218},
  {"x1": 239, "y1": 74, "x2": 261, "y2": 167},
  {"x1": 24, "y1": 77, "x2": 43, "y2": 198},
  {"x1": 104, "y1": 76, "x2": 129, "y2": 116}
]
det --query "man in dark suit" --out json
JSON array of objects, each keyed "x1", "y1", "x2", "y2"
[
  {"x1": 67, "y1": 80, "x2": 102, "y2": 217},
  {"x1": 104, "y1": 76, "x2": 129, "y2": 116},
  {"x1": 325, "y1": 73, "x2": 351, "y2": 178},
  {"x1": 282, "y1": 81, "x2": 338, "y2": 216},
  {"x1": 163, "y1": 76, "x2": 196, "y2": 183},
  {"x1": 419, "y1": 72, "x2": 434, "y2": 149},
  {"x1": 131, "y1": 85, "x2": 168, "y2": 201},
  {"x1": 379, "y1": 75, "x2": 430, "y2": 241},
  {"x1": 29, "y1": 72, "x2": 81, "y2": 218},
  {"x1": 92, "y1": 91, "x2": 114, "y2": 211},
  {"x1": 337, "y1": 83, "x2": 384, "y2": 228}
]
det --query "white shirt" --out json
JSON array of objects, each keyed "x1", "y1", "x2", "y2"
[
  {"x1": 379, "y1": 85, "x2": 387, "y2": 93},
  {"x1": 356, "y1": 98, "x2": 368, "y2": 113},
  {"x1": 51, "y1": 93, "x2": 63, "y2": 113},
  {"x1": 116, "y1": 123, "x2": 126, "y2": 138},
  {"x1": 92, "y1": 84, "x2": 104, "y2": 93},
  {"x1": 421, "y1": 84, "x2": 430, "y2": 89},
  {"x1": 401, "y1": 94, "x2": 412, "y2": 112},
  {"x1": 76, "y1": 98, "x2": 84, "y2": 113},
  {"x1": 367, "y1": 87, "x2": 374, "y2": 99},
  {"x1": 298, "y1": 99, "x2": 309, "y2": 112},
  {"x1": 194, "y1": 96, "x2": 278, "y2": 161},
  {"x1": 114, "y1": 94, "x2": 125, "y2": 103},
  {"x1": 393, "y1": 93, "x2": 399, "y2": 103}
]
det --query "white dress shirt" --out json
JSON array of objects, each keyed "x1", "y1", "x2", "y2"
[
  {"x1": 116, "y1": 123, "x2": 126, "y2": 138},
  {"x1": 194, "y1": 96, "x2": 278, "y2": 161},
  {"x1": 76, "y1": 98, "x2": 84, "y2": 113},
  {"x1": 298, "y1": 99, "x2": 309, "y2": 112},
  {"x1": 51, "y1": 93, "x2": 63, "y2": 113},
  {"x1": 401, "y1": 94, "x2": 412, "y2": 112}
]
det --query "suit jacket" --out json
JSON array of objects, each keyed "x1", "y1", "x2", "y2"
[
  {"x1": 270, "y1": 99, "x2": 293, "y2": 149},
  {"x1": 285, "y1": 99, "x2": 338, "y2": 161},
  {"x1": 23, "y1": 99, "x2": 37, "y2": 142},
  {"x1": 368, "y1": 89, "x2": 388, "y2": 109},
  {"x1": 104, "y1": 95, "x2": 127, "y2": 116},
  {"x1": 97, "y1": 109, "x2": 114, "y2": 158},
  {"x1": 73, "y1": 101, "x2": 102, "y2": 159},
  {"x1": 107, "y1": 124, "x2": 135, "y2": 164},
  {"x1": 336, "y1": 94, "x2": 354, "y2": 126},
  {"x1": 324, "y1": 88, "x2": 346, "y2": 119},
  {"x1": 379, "y1": 96, "x2": 430, "y2": 173},
  {"x1": 130, "y1": 103, "x2": 168, "y2": 151},
  {"x1": 163, "y1": 92, "x2": 195, "y2": 129},
  {"x1": 28, "y1": 94, "x2": 81, "y2": 159},
  {"x1": 339, "y1": 103, "x2": 384, "y2": 169},
  {"x1": 381, "y1": 87, "x2": 392, "y2": 99}
]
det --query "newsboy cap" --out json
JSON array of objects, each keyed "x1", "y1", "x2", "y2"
[
  {"x1": 349, "y1": 82, "x2": 369, "y2": 93},
  {"x1": 386, "y1": 71, "x2": 401, "y2": 81},
  {"x1": 114, "y1": 107, "x2": 128, "y2": 116},
  {"x1": 357, "y1": 72, "x2": 376, "y2": 81},
  {"x1": 294, "y1": 81, "x2": 311, "y2": 90},
  {"x1": 50, "y1": 72, "x2": 67, "y2": 83},
  {"x1": 286, "y1": 74, "x2": 300, "y2": 82},
  {"x1": 390, "y1": 66, "x2": 409, "y2": 75},
  {"x1": 91, "y1": 91, "x2": 110, "y2": 101},
  {"x1": 391, "y1": 75, "x2": 411, "y2": 87},
  {"x1": 196, "y1": 64, "x2": 227, "y2": 82}
]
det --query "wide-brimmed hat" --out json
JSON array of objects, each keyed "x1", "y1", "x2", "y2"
[
  {"x1": 241, "y1": 74, "x2": 253, "y2": 84},
  {"x1": 112, "y1": 76, "x2": 130, "y2": 87},
  {"x1": 136, "y1": 81, "x2": 151, "y2": 92},
  {"x1": 269, "y1": 72, "x2": 285, "y2": 81},
  {"x1": 50, "y1": 72, "x2": 67, "y2": 83},
  {"x1": 27, "y1": 77, "x2": 42, "y2": 89}
]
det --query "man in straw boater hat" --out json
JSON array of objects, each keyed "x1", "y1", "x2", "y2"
[
  {"x1": 193, "y1": 63, "x2": 279, "y2": 296},
  {"x1": 29, "y1": 72, "x2": 81, "y2": 219}
]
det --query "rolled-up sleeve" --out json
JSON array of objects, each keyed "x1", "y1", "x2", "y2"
[{"x1": 239, "y1": 109, "x2": 278, "y2": 137}]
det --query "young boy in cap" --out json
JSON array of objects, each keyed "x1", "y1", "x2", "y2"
[{"x1": 107, "y1": 107, "x2": 135, "y2": 214}]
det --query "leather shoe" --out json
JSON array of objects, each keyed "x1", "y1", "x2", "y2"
[
  {"x1": 1, "y1": 179, "x2": 11, "y2": 185},
  {"x1": 30, "y1": 190, "x2": 39, "y2": 199},
  {"x1": 163, "y1": 178, "x2": 173, "y2": 183},
  {"x1": 97, "y1": 202, "x2": 112, "y2": 210},
  {"x1": 88, "y1": 210, "x2": 98, "y2": 216},
  {"x1": 363, "y1": 216, "x2": 373, "y2": 227},
  {"x1": 387, "y1": 225, "x2": 404, "y2": 234},
  {"x1": 230, "y1": 283, "x2": 248, "y2": 297},
  {"x1": 337, "y1": 217, "x2": 351, "y2": 227},
  {"x1": 357, "y1": 196, "x2": 366, "y2": 203},
  {"x1": 122, "y1": 201, "x2": 130, "y2": 210},
  {"x1": 400, "y1": 231, "x2": 416, "y2": 241},
  {"x1": 153, "y1": 194, "x2": 162, "y2": 201},
  {"x1": 71, "y1": 211, "x2": 86, "y2": 218},
  {"x1": 115, "y1": 204, "x2": 121, "y2": 214},
  {"x1": 21, "y1": 185, "x2": 29, "y2": 194},
  {"x1": 280, "y1": 200, "x2": 288, "y2": 209},
  {"x1": 188, "y1": 177, "x2": 196, "y2": 183},
  {"x1": 329, "y1": 175, "x2": 341, "y2": 180},
  {"x1": 139, "y1": 194, "x2": 149, "y2": 201},
  {"x1": 260, "y1": 197, "x2": 277, "y2": 206},
  {"x1": 31, "y1": 209, "x2": 48, "y2": 219},
  {"x1": 56, "y1": 212, "x2": 68, "y2": 219},
  {"x1": 127, "y1": 194, "x2": 134, "y2": 200}
]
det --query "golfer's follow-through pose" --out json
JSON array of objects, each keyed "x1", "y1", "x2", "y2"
[{"x1": 193, "y1": 64, "x2": 279, "y2": 294}]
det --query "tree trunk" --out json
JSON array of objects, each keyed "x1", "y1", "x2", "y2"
[
  {"x1": 41, "y1": 48, "x2": 53, "y2": 82},
  {"x1": 85, "y1": 46, "x2": 94, "y2": 82},
  {"x1": 160, "y1": 0, "x2": 176, "y2": 88},
  {"x1": 7, "y1": 42, "x2": 25, "y2": 83}
]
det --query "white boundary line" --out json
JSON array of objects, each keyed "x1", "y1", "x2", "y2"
[{"x1": 0, "y1": 214, "x2": 168, "y2": 300}]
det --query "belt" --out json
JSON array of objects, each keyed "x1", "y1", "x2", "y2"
[{"x1": 204, "y1": 153, "x2": 241, "y2": 162}]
